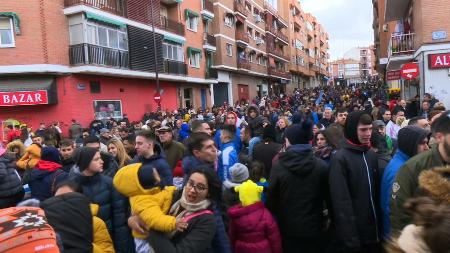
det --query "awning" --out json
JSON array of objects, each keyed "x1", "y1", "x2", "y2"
[
  {"x1": 85, "y1": 12, "x2": 126, "y2": 28},
  {"x1": 0, "y1": 12, "x2": 20, "y2": 35},
  {"x1": 187, "y1": 47, "x2": 202, "y2": 58},
  {"x1": 163, "y1": 34, "x2": 185, "y2": 45},
  {"x1": 185, "y1": 9, "x2": 199, "y2": 19},
  {"x1": 235, "y1": 14, "x2": 245, "y2": 24},
  {"x1": 0, "y1": 76, "x2": 58, "y2": 106}
]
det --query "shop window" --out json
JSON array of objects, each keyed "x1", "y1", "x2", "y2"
[
  {"x1": 90, "y1": 81, "x2": 101, "y2": 93},
  {"x1": 93, "y1": 100, "x2": 122, "y2": 120},
  {"x1": 0, "y1": 18, "x2": 14, "y2": 47}
]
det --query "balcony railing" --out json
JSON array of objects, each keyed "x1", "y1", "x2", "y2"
[
  {"x1": 205, "y1": 68, "x2": 218, "y2": 79},
  {"x1": 163, "y1": 59, "x2": 187, "y2": 75},
  {"x1": 268, "y1": 47, "x2": 289, "y2": 61},
  {"x1": 237, "y1": 58, "x2": 251, "y2": 70},
  {"x1": 69, "y1": 43, "x2": 129, "y2": 69},
  {"x1": 202, "y1": 0, "x2": 214, "y2": 13},
  {"x1": 388, "y1": 33, "x2": 415, "y2": 57},
  {"x1": 235, "y1": 31, "x2": 250, "y2": 44},
  {"x1": 234, "y1": 2, "x2": 249, "y2": 17},
  {"x1": 268, "y1": 66, "x2": 291, "y2": 79},
  {"x1": 64, "y1": 0, "x2": 127, "y2": 17},
  {"x1": 265, "y1": 24, "x2": 288, "y2": 43},
  {"x1": 204, "y1": 33, "x2": 216, "y2": 47},
  {"x1": 160, "y1": 16, "x2": 185, "y2": 36}
]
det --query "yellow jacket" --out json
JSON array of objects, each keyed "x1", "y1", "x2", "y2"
[
  {"x1": 91, "y1": 204, "x2": 115, "y2": 253},
  {"x1": 113, "y1": 163, "x2": 177, "y2": 239},
  {"x1": 16, "y1": 143, "x2": 41, "y2": 170}
]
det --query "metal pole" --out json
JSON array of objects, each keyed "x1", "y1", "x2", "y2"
[{"x1": 149, "y1": 0, "x2": 161, "y2": 110}]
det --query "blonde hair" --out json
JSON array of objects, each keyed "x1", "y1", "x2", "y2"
[
  {"x1": 278, "y1": 116, "x2": 290, "y2": 128},
  {"x1": 107, "y1": 139, "x2": 131, "y2": 168}
]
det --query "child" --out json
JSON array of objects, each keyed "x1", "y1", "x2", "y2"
[
  {"x1": 218, "y1": 124, "x2": 238, "y2": 182},
  {"x1": 227, "y1": 180, "x2": 282, "y2": 253},
  {"x1": 249, "y1": 161, "x2": 269, "y2": 203},
  {"x1": 113, "y1": 163, "x2": 187, "y2": 253}
]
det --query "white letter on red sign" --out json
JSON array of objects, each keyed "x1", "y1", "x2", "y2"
[
  {"x1": 35, "y1": 93, "x2": 42, "y2": 102},
  {"x1": 435, "y1": 56, "x2": 443, "y2": 67},
  {"x1": 3, "y1": 95, "x2": 10, "y2": 104}
]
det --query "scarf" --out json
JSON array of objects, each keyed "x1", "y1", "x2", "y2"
[{"x1": 167, "y1": 189, "x2": 211, "y2": 238}]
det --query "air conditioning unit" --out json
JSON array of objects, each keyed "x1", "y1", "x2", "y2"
[{"x1": 256, "y1": 38, "x2": 262, "y2": 45}]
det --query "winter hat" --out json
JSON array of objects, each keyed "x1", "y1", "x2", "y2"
[
  {"x1": 173, "y1": 160, "x2": 184, "y2": 178},
  {"x1": 99, "y1": 128, "x2": 110, "y2": 134},
  {"x1": 137, "y1": 163, "x2": 158, "y2": 189},
  {"x1": 41, "y1": 147, "x2": 62, "y2": 164},
  {"x1": 262, "y1": 124, "x2": 276, "y2": 141},
  {"x1": 397, "y1": 126, "x2": 430, "y2": 157},
  {"x1": 229, "y1": 163, "x2": 249, "y2": 183},
  {"x1": 235, "y1": 180, "x2": 263, "y2": 206},
  {"x1": 344, "y1": 111, "x2": 372, "y2": 145},
  {"x1": 75, "y1": 147, "x2": 98, "y2": 171},
  {"x1": 372, "y1": 120, "x2": 385, "y2": 128},
  {"x1": 284, "y1": 120, "x2": 314, "y2": 145},
  {"x1": 226, "y1": 111, "x2": 239, "y2": 126}
]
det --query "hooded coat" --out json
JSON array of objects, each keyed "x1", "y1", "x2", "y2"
[
  {"x1": 246, "y1": 106, "x2": 266, "y2": 138},
  {"x1": 16, "y1": 143, "x2": 41, "y2": 170},
  {"x1": 227, "y1": 202, "x2": 282, "y2": 253},
  {"x1": 380, "y1": 126, "x2": 430, "y2": 239},
  {"x1": 0, "y1": 153, "x2": 24, "y2": 207},
  {"x1": 29, "y1": 160, "x2": 68, "y2": 201},
  {"x1": 267, "y1": 145, "x2": 329, "y2": 238},
  {"x1": 329, "y1": 111, "x2": 381, "y2": 251}
]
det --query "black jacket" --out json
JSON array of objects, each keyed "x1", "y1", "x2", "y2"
[
  {"x1": 70, "y1": 168, "x2": 134, "y2": 253},
  {"x1": 267, "y1": 145, "x2": 329, "y2": 237},
  {"x1": 61, "y1": 158, "x2": 75, "y2": 173},
  {"x1": 253, "y1": 141, "x2": 282, "y2": 179},
  {"x1": 100, "y1": 152, "x2": 119, "y2": 178},
  {"x1": 329, "y1": 140, "x2": 381, "y2": 250},
  {"x1": 41, "y1": 192, "x2": 93, "y2": 253},
  {"x1": 0, "y1": 153, "x2": 23, "y2": 198}
]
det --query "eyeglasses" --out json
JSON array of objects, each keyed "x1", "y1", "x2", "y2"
[{"x1": 186, "y1": 180, "x2": 208, "y2": 192}]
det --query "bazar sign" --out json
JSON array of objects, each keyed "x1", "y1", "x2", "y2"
[
  {"x1": 0, "y1": 90, "x2": 48, "y2": 106},
  {"x1": 428, "y1": 53, "x2": 450, "y2": 69}
]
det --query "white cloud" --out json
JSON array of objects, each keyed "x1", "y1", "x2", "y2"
[{"x1": 300, "y1": 0, "x2": 374, "y2": 60}]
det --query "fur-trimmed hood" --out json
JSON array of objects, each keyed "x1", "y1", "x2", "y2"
[{"x1": 418, "y1": 166, "x2": 450, "y2": 204}]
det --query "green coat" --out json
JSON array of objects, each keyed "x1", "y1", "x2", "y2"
[{"x1": 389, "y1": 146, "x2": 444, "y2": 234}]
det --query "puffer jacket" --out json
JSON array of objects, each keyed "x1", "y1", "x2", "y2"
[
  {"x1": 100, "y1": 152, "x2": 119, "y2": 178},
  {"x1": 0, "y1": 153, "x2": 23, "y2": 198},
  {"x1": 91, "y1": 204, "x2": 115, "y2": 253},
  {"x1": 29, "y1": 160, "x2": 68, "y2": 201},
  {"x1": 70, "y1": 167, "x2": 134, "y2": 253},
  {"x1": 228, "y1": 202, "x2": 282, "y2": 253},
  {"x1": 16, "y1": 143, "x2": 41, "y2": 170}
]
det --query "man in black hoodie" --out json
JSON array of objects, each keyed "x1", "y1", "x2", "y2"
[
  {"x1": 267, "y1": 120, "x2": 329, "y2": 253},
  {"x1": 329, "y1": 111, "x2": 381, "y2": 252}
]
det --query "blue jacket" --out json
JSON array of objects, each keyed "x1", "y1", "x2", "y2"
[
  {"x1": 178, "y1": 123, "x2": 190, "y2": 142},
  {"x1": 214, "y1": 128, "x2": 242, "y2": 154},
  {"x1": 380, "y1": 150, "x2": 410, "y2": 239},
  {"x1": 29, "y1": 162, "x2": 68, "y2": 201},
  {"x1": 218, "y1": 142, "x2": 238, "y2": 182},
  {"x1": 131, "y1": 153, "x2": 173, "y2": 187}
]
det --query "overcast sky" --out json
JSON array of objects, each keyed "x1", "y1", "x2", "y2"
[{"x1": 300, "y1": 0, "x2": 374, "y2": 60}]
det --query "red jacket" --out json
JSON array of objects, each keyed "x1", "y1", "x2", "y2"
[{"x1": 228, "y1": 201, "x2": 282, "y2": 253}]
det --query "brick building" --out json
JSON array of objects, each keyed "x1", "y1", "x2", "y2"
[
  {"x1": 330, "y1": 46, "x2": 377, "y2": 85},
  {"x1": 373, "y1": 0, "x2": 450, "y2": 107}
]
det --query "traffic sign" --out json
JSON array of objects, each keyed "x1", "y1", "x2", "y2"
[
  {"x1": 154, "y1": 92, "x2": 161, "y2": 104},
  {"x1": 401, "y1": 63, "x2": 419, "y2": 80}
]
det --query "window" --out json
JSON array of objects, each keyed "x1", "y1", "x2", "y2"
[
  {"x1": 226, "y1": 43, "x2": 232, "y2": 56},
  {"x1": 84, "y1": 22, "x2": 128, "y2": 50},
  {"x1": 69, "y1": 24, "x2": 83, "y2": 45},
  {"x1": 246, "y1": 27, "x2": 253, "y2": 38},
  {"x1": 0, "y1": 18, "x2": 14, "y2": 47},
  {"x1": 187, "y1": 16, "x2": 199, "y2": 32},
  {"x1": 224, "y1": 15, "x2": 234, "y2": 27},
  {"x1": 93, "y1": 100, "x2": 122, "y2": 120},
  {"x1": 163, "y1": 42, "x2": 184, "y2": 62},
  {"x1": 90, "y1": 81, "x2": 101, "y2": 93},
  {"x1": 249, "y1": 52, "x2": 255, "y2": 62},
  {"x1": 245, "y1": 2, "x2": 252, "y2": 12},
  {"x1": 295, "y1": 39, "x2": 303, "y2": 50},
  {"x1": 189, "y1": 51, "x2": 201, "y2": 68},
  {"x1": 253, "y1": 8, "x2": 259, "y2": 16}
]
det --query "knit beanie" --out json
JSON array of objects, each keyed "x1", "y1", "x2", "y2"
[
  {"x1": 138, "y1": 163, "x2": 158, "y2": 189},
  {"x1": 75, "y1": 147, "x2": 98, "y2": 172},
  {"x1": 262, "y1": 124, "x2": 276, "y2": 141},
  {"x1": 397, "y1": 126, "x2": 431, "y2": 157},
  {"x1": 344, "y1": 111, "x2": 371, "y2": 145},
  {"x1": 229, "y1": 163, "x2": 249, "y2": 183},
  {"x1": 284, "y1": 120, "x2": 314, "y2": 145},
  {"x1": 41, "y1": 147, "x2": 62, "y2": 164}
]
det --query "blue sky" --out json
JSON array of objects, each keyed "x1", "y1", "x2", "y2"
[{"x1": 300, "y1": 0, "x2": 374, "y2": 60}]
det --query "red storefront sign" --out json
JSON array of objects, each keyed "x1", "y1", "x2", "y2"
[
  {"x1": 428, "y1": 53, "x2": 450, "y2": 69},
  {"x1": 0, "y1": 90, "x2": 49, "y2": 106},
  {"x1": 401, "y1": 63, "x2": 419, "y2": 80},
  {"x1": 386, "y1": 70, "x2": 401, "y2": 81}
]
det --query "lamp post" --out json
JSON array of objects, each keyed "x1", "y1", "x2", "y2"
[{"x1": 149, "y1": 0, "x2": 161, "y2": 110}]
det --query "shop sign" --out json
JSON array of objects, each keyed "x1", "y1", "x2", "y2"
[
  {"x1": 0, "y1": 90, "x2": 48, "y2": 106},
  {"x1": 401, "y1": 63, "x2": 419, "y2": 80},
  {"x1": 428, "y1": 53, "x2": 450, "y2": 69},
  {"x1": 386, "y1": 70, "x2": 401, "y2": 81}
]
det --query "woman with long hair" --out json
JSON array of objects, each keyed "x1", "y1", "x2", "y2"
[
  {"x1": 107, "y1": 139, "x2": 131, "y2": 168},
  {"x1": 313, "y1": 130, "x2": 334, "y2": 165},
  {"x1": 275, "y1": 116, "x2": 290, "y2": 144}
]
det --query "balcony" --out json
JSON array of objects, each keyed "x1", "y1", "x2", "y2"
[
  {"x1": 310, "y1": 65, "x2": 319, "y2": 72},
  {"x1": 234, "y1": 2, "x2": 249, "y2": 17},
  {"x1": 237, "y1": 59, "x2": 251, "y2": 70},
  {"x1": 268, "y1": 47, "x2": 289, "y2": 61},
  {"x1": 235, "y1": 31, "x2": 250, "y2": 45},
  {"x1": 205, "y1": 68, "x2": 218, "y2": 79},
  {"x1": 388, "y1": 33, "x2": 415, "y2": 58},
  {"x1": 202, "y1": 0, "x2": 214, "y2": 14},
  {"x1": 203, "y1": 33, "x2": 216, "y2": 47},
  {"x1": 265, "y1": 24, "x2": 288, "y2": 44},
  {"x1": 268, "y1": 66, "x2": 291, "y2": 79},
  {"x1": 160, "y1": 16, "x2": 185, "y2": 36},
  {"x1": 69, "y1": 43, "x2": 129, "y2": 69},
  {"x1": 163, "y1": 59, "x2": 187, "y2": 75},
  {"x1": 64, "y1": 0, "x2": 127, "y2": 17}
]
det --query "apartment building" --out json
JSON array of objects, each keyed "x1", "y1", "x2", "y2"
[
  {"x1": 0, "y1": 0, "x2": 216, "y2": 131},
  {"x1": 287, "y1": 0, "x2": 330, "y2": 91},
  {"x1": 330, "y1": 46, "x2": 377, "y2": 85},
  {"x1": 373, "y1": 0, "x2": 450, "y2": 107},
  {"x1": 330, "y1": 59, "x2": 361, "y2": 85}
]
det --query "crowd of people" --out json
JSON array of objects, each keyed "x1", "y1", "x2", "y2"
[{"x1": 1, "y1": 83, "x2": 450, "y2": 253}]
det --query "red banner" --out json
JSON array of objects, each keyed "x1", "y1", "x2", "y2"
[
  {"x1": 428, "y1": 53, "x2": 450, "y2": 69},
  {"x1": 0, "y1": 90, "x2": 49, "y2": 106},
  {"x1": 386, "y1": 71, "x2": 401, "y2": 81}
]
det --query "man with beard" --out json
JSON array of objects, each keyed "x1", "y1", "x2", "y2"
[
  {"x1": 390, "y1": 111, "x2": 450, "y2": 234},
  {"x1": 59, "y1": 139, "x2": 76, "y2": 173}
]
